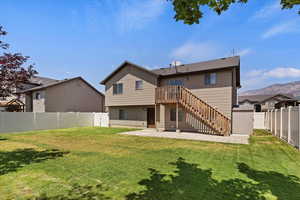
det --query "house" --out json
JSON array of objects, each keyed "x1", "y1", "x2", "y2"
[
  {"x1": 0, "y1": 76, "x2": 57, "y2": 103},
  {"x1": 17, "y1": 76, "x2": 105, "y2": 112},
  {"x1": 238, "y1": 94, "x2": 295, "y2": 112},
  {"x1": 101, "y1": 56, "x2": 241, "y2": 136}
]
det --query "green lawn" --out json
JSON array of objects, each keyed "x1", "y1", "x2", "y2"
[{"x1": 0, "y1": 127, "x2": 300, "y2": 200}]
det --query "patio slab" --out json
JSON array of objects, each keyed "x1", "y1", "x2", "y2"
[{"x1": 120, "y1": 129, "x2": 249, "y2": 144}]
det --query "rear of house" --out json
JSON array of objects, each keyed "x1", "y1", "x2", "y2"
[
  {"x1": 101, "y1": 56, "x2": 240, "y2": 135},
  {"x1": 20, "y1": 77, "x2": 105, "y2": 112}
]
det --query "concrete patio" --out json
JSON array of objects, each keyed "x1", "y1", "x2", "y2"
[{"x1": 120, "y1": 129, "x2": 249, "y2": 144}]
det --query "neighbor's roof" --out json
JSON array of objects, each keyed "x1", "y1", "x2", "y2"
[
  {"x1": 28, "y1": 76, "x2": 58, "y2": 86},
  {"x1": 18, "y1": 77, "x2": 104, "y2": 96},
  {"x1": 239, "y1": 94, "x2": 294, "y2": 104},
  {"x1": 100, "y1": 56, "x2": 240, "y2": 87}
]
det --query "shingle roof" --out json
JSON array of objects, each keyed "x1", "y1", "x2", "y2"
[
  {"x1": 101, "y1": 56, "x2": 241, "y2": 86},
  {"x1": 28, "y1": 76, "x2": 58, "y2": 86},
  {"x1": 151, "y1": 56, "x2": 240, "y2": 76},
  {"x1": 18, "y1": 77, "x2": 104, "y2": 96},
  {"x1": 239, "y1": 94, "x2": 294, "y2": 104}
]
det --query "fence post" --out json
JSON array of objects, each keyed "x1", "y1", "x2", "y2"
[
  {"x1": 270, "y1": 110, "x2": 273, "y2": 133},
  {"x1": 57, "y1": 112, "x2": 60, "y2": 129},
  {"x1": 33, "y1": 112, "x2": 37, "y2": 130},
  {"x1": 280, "y1": 107, "x2": 283, "y2": 139},
  {"x1": 288, "y1": 106, "x2": 292, "y2": 144},
  {"x1": 275, "y1": 109, "x2": 278, "y2": 136},
  {"x1": 299, "y1": 106, "x2": 300, "y2": 150}
]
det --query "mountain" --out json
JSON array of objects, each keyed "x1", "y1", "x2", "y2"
[{"x1": 240, "y1": 81, "x2": 300, "y2": 97}]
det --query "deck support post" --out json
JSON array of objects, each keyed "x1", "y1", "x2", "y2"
[
  {"x1": 155, "y1": 104, "x2": 157, "y2": 131},
  {"x1": 176, "y1": 102, "x2": 180, "y2": 133}
]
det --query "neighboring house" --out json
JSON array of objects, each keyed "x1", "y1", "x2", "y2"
[
  {"x1": 238, "y1": 94, "x2": 295, "y2": 112},
  {"x1": 0, "y1": 76, "x2": 57, "y2": 112},
  {"x1": 17, "y1": 77, "x2": 105, "y2": 112},
  {"x1": 101, "y1": 56, "x2": 241, "y2": 136}
]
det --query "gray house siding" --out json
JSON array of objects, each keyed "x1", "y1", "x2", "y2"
[{"x1": 105, "y1": 64, "x2": 157, "y2": 107}]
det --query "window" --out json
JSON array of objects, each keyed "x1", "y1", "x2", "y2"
[
  {"x1": 113, "y1": 83, "x2": 123, "y2": 95},
  {"x1": 119, "y1": 109, "x2": 127, "y2": 120},
  {"x1": 168, "y1": 79, "x2": 184, "y2": 86},
  {"x1": 204, "y1": 73, "x2": 217, "y2": 85},
  {"x1": 170, "y1": 108, "x2": 183, "y2": 121},
  {"x1": 35, "y1": 92, "x2": 41, "y2": 100},
  {"x1": 135, "y1": 80, "x2": 143, "y2": 90}
]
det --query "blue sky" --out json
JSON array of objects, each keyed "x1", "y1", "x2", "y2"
[{"x1": 1, "y1": 0, "x2": 300, "y2": 92}]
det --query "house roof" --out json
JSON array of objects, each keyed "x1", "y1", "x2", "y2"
[
  {"x1": 100, "y1": 61, "x2": 159, "y2": 84},
  {"x1": 18, "y1": 77, "x2": 104, "y2": 96},
  {"x1": 28, "y1": 76, "x2": 58, "y2": 86},
  {"x1": 239, "y1": 94, "x2": 294, "y2": 104},
  {"x1": 100, "y1": 56, "x2": 241, "y2": 87}
]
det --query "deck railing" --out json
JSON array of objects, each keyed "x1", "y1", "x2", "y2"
[{"x1": 155, "y1": 86, "x2": 231, "y2": 135}]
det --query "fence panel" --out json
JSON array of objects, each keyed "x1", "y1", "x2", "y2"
[
  {"x1": 35, "y1": 112, "x2": 59, "y2": 130},
  {"x1": 0, "y1": 112, "x2": 108, "y2": 134},
  {"x1": 254, "y1": 112, "x2": 265, "y2": 129},
  {"x1": 290, "y1": 107, "x2": 299, "y2": 148},
  {"x1": 275, "y1": 110, "x2": 280, "y2": 137},
  {"x1": 282, "y1": 108, "x2": 289, "y2": 141},
  {"x1": 271, "y1": 111, "x2": 276, "y2": 134}
]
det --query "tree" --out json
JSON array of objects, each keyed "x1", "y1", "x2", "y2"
[
  {"x1": 168, "y1": 0, "x2": 300, "y2": 25},
  {"x1": 0, "y1": 26, "x2": 37, "y2": 98}
]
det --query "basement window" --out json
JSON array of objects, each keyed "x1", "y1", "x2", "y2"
[
  {"x1": 119, "y1": 109, "x2": 127, "y2": 120},
  {"x1": 170, "y1": 108, "x2": 183, "y2": 121}
]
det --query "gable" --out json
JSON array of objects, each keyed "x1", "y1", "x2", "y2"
[
  {"x1": 105, "y1": 64, "x2": 158, "y2": 90},
  {"x1": 101, "y1": 61, "x2": 158, "y2": 85}
]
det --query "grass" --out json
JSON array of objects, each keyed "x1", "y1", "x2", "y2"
[{"x1": 0, "y1": 127, "x2": 300, "y2": 200}]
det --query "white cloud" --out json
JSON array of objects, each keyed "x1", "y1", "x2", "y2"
[
  {"x1": 264, "y1": 67, "x2": 300, "y2": 78},
  {"x1": 170, "y1": 41, "x2": 219, "y2": 62},
  {"x1": 118, "y1": 0, "x2": 166, "y2": 32},
  {"x1": 247, "y1": 67, "x2": 300, "y2": 79},
  {"x1": 241, "y1": 67, "x2": 300, "y2": 91},
  {"x1": 262, "y1": 20, "x2": 299, "y2": 39},
  {"x1": 251, "y1": 1, "x2": 281, "y2": 20},
  {"x1": 237, "y1": 48, "x2": 253, "y2": 57}
]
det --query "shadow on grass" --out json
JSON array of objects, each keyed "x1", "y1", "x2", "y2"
[
  {"x1": 0, "y1": 137, "x2": 7, "y2": 141},
  {"x1": 238, "y1": 163, "x2": 300, "y2": 200},
  {"x1": 126, "y1": 157, "x2": 265, "y2": 200},
  {"x1": 27, "y1": 158, "x2": 300, "y2": 200},
  {"x1": 29, "y1": 184, "x2": 112, "y2": 200},
  {"x1": 126, "y1": 158, "x2": 300, "y2": 200},
  {"x1": 0, "y1": 148, "x2": 68, "y2": 175}
]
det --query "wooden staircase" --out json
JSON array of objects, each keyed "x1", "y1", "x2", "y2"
[{"x1": 155, "y1": 86, "x2": 231, "y2": 136}]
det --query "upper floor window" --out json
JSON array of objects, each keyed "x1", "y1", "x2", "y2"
[
  {"x1": 135, "y1": 80, "x2": 143, "y2": 90},
  {"x1": 168, "y1": 79, "x2": 184, "y2": 86},
  {"x1": 35, "y1": 92, "x2": 41, "y2": 100},
  {"x1": 204, "y1": 73, "x2": 217, "y2": 85},
  {"x1": 113, "y1": 83, "x2": 123, "y2": 95}
]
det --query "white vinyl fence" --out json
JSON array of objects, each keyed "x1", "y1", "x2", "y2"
[
  {"x1": 254, "y1": 112, "x2": 266, "y2": 129},
  {"x1": 265, "y1": 107, "x2": 300, "y2": 150},
  {"x1": 0, "y1": 112, "x2": 109, "y2": 134}
]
